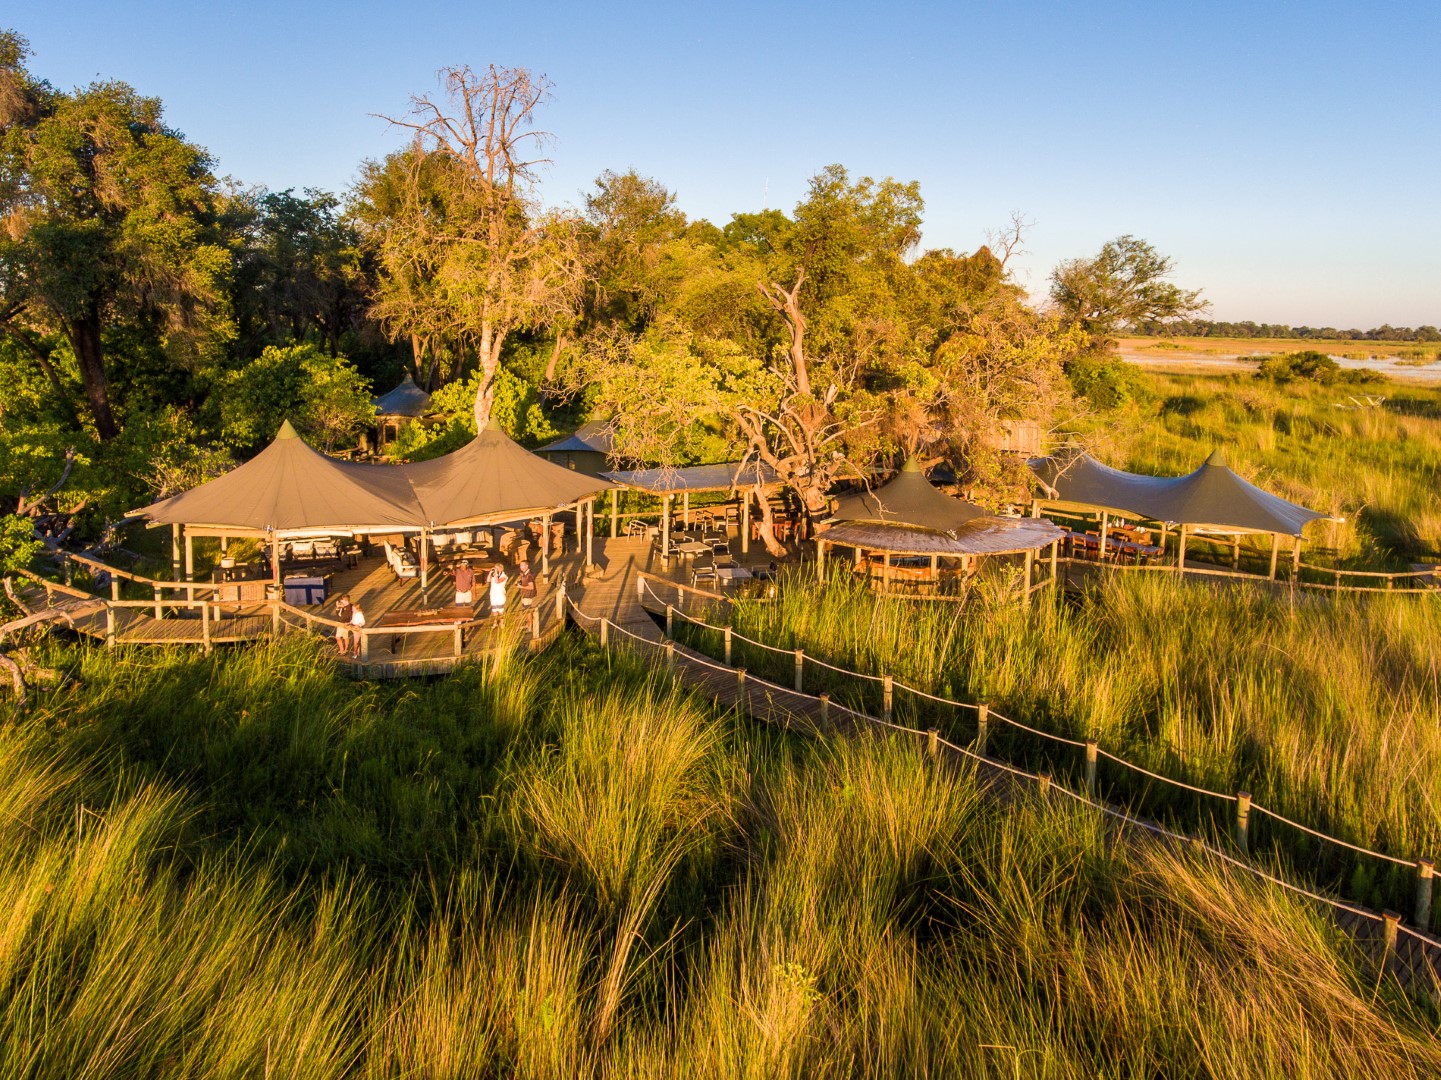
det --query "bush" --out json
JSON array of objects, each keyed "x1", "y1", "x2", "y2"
[
  {"x1": 1255, "y1": 350, "x2": 1340, "y2": 384},
  {"x1": 1067, "y1": 354, "x2": 1149, "y2": 409}
]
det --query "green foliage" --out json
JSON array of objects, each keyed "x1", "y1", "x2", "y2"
[
  {"x1": 0, "y1": 512, "x2": 43, "y2": 572},
  {"x1": 1255, "y1": 349, "x2": 1342, "y2": 384},
  {"x1": 394, "y1": 365, "x2": 558, "y2": 461},
  {"x1": 219, "y1": 343, "x2": 374, "y2": 453},
  {"x1": 1067, "y1": 353, "x2": 1150, "y2": 409},
  {"x1": 1050, "y1": 234, "x2": 1207, "y2": 345}
]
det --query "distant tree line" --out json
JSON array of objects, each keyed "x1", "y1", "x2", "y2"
[{"x1": 1129, "y1": 319, "x2": 1441, "y2": 342}]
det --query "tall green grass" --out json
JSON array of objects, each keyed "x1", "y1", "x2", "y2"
[
  {"x1": 3, "y1": 633, "x2": 1440, "y2": 1076},
  {"x1": 717, "y1": 573, "x2": 1441, "y2": 914}
]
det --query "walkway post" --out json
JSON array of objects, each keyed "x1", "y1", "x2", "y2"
[
  {"x1": 1085, "y1": 740, "x2": 1098, "y2": 797},
  {"x1": 976, "y1": 704, "x2": 989, "y2": 755},
  {"x1": 610, "y1": 488, "x2": 619, "y2": 539},
  {"x1": 662, "y1": 496, "x2": 672, "y2": 559},
  {"x1": 1023, "y1": 548, "x2": 1035, "y2": 605},
  {"x1": 1050, "y1": 539, "x2": 1059, "y2": 587},
  {"x1": 201, "y1": 601, "x2": 211, "y2": 654},
  {"x1": 882, "y1": 675, "x2": 894, "y2": 723},
  {"x1": 171, "y1": 523, "x2": 181, "y2": 580},
  {"x1": 1417, "y1": 859, "x2": 1434, "y2": 929},
  {"x1": 599, "y1": 617, "x2": 609, "y2": 647},
  {"x1": 1177, "y1": 525, "x2": 1188, "y2": 573},
  {"x1": 183, "y1": 528, "x2": 195, "y2": 603},
  {"x1": 682, "y1": 490, "x2": 690, "y2": 528},
  {"x1": 740, "y1": 494, "x2": 750, "y2": 555},
  {"x1": 419, "y1": 527, "x2": 429, "y2": 599},
  {"x1": 555, "y1": 581, "x2": 566, "y2": 623},
  {"x1": 585, "y1": 499, "x2": 594, "y2": 569},
  {"x1": 1099, "y1": 511, "x2": 1109, "y2": 563},
  {"x1": 816, "y1": 539, "x2": 827, "y2": 583},
  {"x1": 1235, "y1": 791, "x2": 1252, "y2": 855},
  {"x1": 1269, "y1": 533, "x2": 1280, "y2": 579},
  {"x1": 541, "y1": 513, "x2": 552, "y2": 576},
  {"x1": 723, "y1": 626, "x2": 732, "y2": 666},
  {"x1": 794, "y1": 648, "x2": 804, "y2": 693}
]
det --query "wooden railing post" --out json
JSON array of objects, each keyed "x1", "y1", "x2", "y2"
[
  {"x1": 271, "y1": 599, "x2": 281, "y2": 637},
  {"x1": 882, "y1": 675, "x2": 893, "y2": 723},
  {"x1": 555, "y1": 582, "x2": 567, "y2": 622},
  {"x1": 110, "y1": 577, "x2": 120, "y2": 602},
  {"x1": 1416, "y1": 859, "x2": 1435, "y2": 929},
  {"x1": 531, "y1": 608, "x2": 541, "y2": 640},
  {"x1": 1383, "y1": 910, "x2": 1400, "y2": 956},
  {"x1": 976, "y1": 703, "x2": 989, "y2": 755},
  {"x1": 794, "y1": 648, "x2": 804, "y2": 693},
  {"x1": 1037, "y1": 772, "x2": 1052, "y2": 800},
  {"x1": 599, "y1": 617, "x2": 609, "y2": 647},
  {"x1": 358, "y1": 627, "x2": 370, "y2": 662},
  {"x1": 453, "y1": 626, "x2": 463, "y2": 657},
  {"x1": 105, "y1": 605, "x2": 115, "y2": 649},
  {"x1": 201, "y1": 602, "x2": 211, "y2": 654},
  {"x1": 927, "y1": 728, "x2": 939, "y2": 760},
  {"x1": 819, "y1": 693, "x2": 830, "y2": 734},
  {"x1": 665, "y1": 640, "x2": 676, "y2": 674},
  {"x1": 154, "y1": 584, "x2": 162, "y2": 620},
  {"x1": 1235, "y1": 791, "x2": 1252, "y2": 855},
  {"x1": 665, "y1": 603, "x2": 674, "y2": 639},
  {"x1": 735, "y1": 667, "x2": 747, "y2": 719},
  {"x1": 1085, "y1": 740, "x2": 1099, "y2": 798},
  {"x1": 723, "y1": 626, "x2": 733, "y2": 667}
]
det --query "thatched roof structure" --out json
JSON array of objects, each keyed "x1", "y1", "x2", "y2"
[{"x1": 372, "y1": 376, "x2": 433, "y2": 419}]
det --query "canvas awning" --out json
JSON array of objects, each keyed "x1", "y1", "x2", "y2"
[
  {"x1": 602, "y1": 461, "x2": 782, "y2": 494},
  {"x1": 1030, "y1": 449, "x2": 1328, "y2": 536},
  {"x1": 372, "y1": 376, "x2": 432, "y2": 418},
  {"x1": 140, "y1": 420, "x2": 423, "y2": 534},
  {"x1": 137, "y1": 420, "x2": 612, "y2": 534},
  {"x1": 403, "y1": 422, "x2": 613, "y2": 527},
  {"x1": 824, "y1": 459, "x2": 1063, "y2": 554}
]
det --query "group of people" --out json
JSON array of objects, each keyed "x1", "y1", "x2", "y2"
[{"x1": 330, "y1": 556, "x2": 537, "y2": 658}]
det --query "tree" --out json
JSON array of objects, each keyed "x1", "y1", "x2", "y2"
[
  {"x1": 0, "y1": 30, "x2": 231, "y2": 440},
  {"x1": 1048, "y1": 235, "x2": 1207, "y2": 347},
  {"x1": 358, "y1": 64, "x2": 585, "y2": 426},
  {"x1": 219, "y1": 343, "x2": 374, "y2": 454}
]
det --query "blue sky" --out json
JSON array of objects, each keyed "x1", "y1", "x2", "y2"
[{"x1": 12, "y1": 0, "x2": 1439, "y2": 327}]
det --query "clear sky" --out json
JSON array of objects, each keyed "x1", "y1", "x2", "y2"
[{"x1": 11, "y1": 0, "x2": 1440, "y2": 328}]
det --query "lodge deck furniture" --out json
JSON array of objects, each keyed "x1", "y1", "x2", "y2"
[{"x1": 371, "y1": 604, "x2": 475, "y2": 656}]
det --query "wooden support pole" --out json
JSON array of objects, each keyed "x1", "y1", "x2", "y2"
[
  {"x1": 1383, "y1": 910, "x2": 1400, "y2": 955},
  {"x1": 740, "y1": 493, "x2": 750, "y2": 555},
  {"x1": 819, "y1": 693, "x2": 830, "y2": 733},
  {"x1": 816, "y1": 538, "x2": 827, "y2": 583},
  {"x1": 110, "y1": 577, "x2": 120, "y2": 602},
  {"x1": 599, "y1": 617, "x2": 609, "y2": 647},
  {"x1": 723, "y1": 626, "x2": 733, "y2": 666},
  {"x1": 735, "y1": 667, "x2": 747, "y2": 719},
  {"x1": 454, "y1": 625, "x2": 463, "y2": 656},
  {"x1": 171, "y1": 523, "x2": 182, "y2": 579},
  {"x1": 1269, "y1": 532, "x2": 1280, "y2": 580},
  {"x1": 1417, "y1": 859, "x2": 1435, "y2": 929},
  {"x1": 201, "y1": 602, "x2": 211, "y2": 654},
  {"x1": 882, "y1": 551, "x2": 891, "y2": 593},
  {"x1": 610, "y1": 487, "x2": 619, "y2": 539},
  {"x1": 882, "y1": 675, "x2": 894, "y2": 723},
  {"x1": 1232, "y1": 534, "x2": 1241, "y2": 570},
  {"x1": 555, "y1": 582, "x2": 567, "y2": 623},
  {"x1": 1023, "y1": 548, "x2": 1035, "y2": 605},
  {"x1": 794, "y1": 648, "x2": 804, "y2": 693},
  {"x1": 272, "y1": 598, "x2": 281, "y2": 637},
  {"x1": 682, "y1": 490, "x2": 690, "y2": 528},
  {"x1": 541, "y1": 513, "x2": 552, "y2": 576},
  {"x1": 1085, "y1": 740, "x2": 1098, "y2": 797},
  {"x1": 358, "y1": 628, "x2": 370, "y2": 662},
  {"x1": 929, "y1": 553, "x2": 938, "y2": 582},
  {"x1": 927, "y1": 728, "x2": 939, "y2": 759},
  {"x1": 1037, "y1": 772, "x2": 1052, "y2": 800},
  {"x1": 665, "y1": 603, "x2": 674, "y2": 639},
  {"x1": 153, "y1": 584, "x2": 162, "y2": 621},
  {"x1": 976, "y1": 704, "x2": 989, "y2": 755},
  {"x1": 662, "y1": 496, "x2": 672, "y2": 559},
  {"x1": 105, "y1": 606, "x2": 115, "y2": 649},
  {"x1": 585, "y1": 499, "x2": 595, "y2": 569},
  {"x1": 531, "y1": 607, "x2": 541, "y2": 640},
  {"x1": 1049, "y1": 540, "x2": 1059, "y2": 587},
  {"x1": 1178, "y1": 525, "x2": 1188, "y2": 572},
  {"x1": 420, "y1": 527, "x2": 429, "y2": 598},
  {"x1": 1099, "y1": 511, "x2": 1109, "y2": 563},
  {"x1": 665, "y1": 640, "x2": 676, "y2": 673},
  {"x1": 183, "y1": 528, "x2": 195, "y2": 584},
  {"x1": 1292, "y1": 536, "x2": 1302, "y2": 577},
  {"x1": 1235, "y1": 791, "x2": 1252, "y2": 855}
]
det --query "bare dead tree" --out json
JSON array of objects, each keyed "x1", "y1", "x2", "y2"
[{"x1": 985, "y1": 211, "x2": 1034, "y2": 269}]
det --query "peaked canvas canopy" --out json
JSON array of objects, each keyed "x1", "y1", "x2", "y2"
[
  {"x1": 1031, "y1": 449, "x2": 1327, "y2": 536},
  {"x1": 372, "y1": 377, "x2": 433, "y2": 418},
  {"x1": 404, "y1": 422, "x2": 614, "y2": 527},
  {"x1": 142, "y1": 420, "x2": 422, "y2": 533},
  {"x1": 830, "y1": 459, "x2": 988, "y2": 531},
  {"x1": 138, "y1": 420, "x2": 611, "y2": 535},
  {"x1": 826, "y1": 460, "x2": 1063, "y2": 556}
]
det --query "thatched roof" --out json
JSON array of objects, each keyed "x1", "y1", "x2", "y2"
[
  {"x1": 830, "y1": 459, "x2": 988, "y2": 531},
  {"x1": 372, "y1": 376, "x2": 433, "y2": 418}
]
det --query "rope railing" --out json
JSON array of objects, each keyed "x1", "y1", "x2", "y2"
[
  {"x1": 568, "y1": 590, "x2": 1441, "y2": 964},
  {"x1": 629, "y1": 574, "x2": 1438, "y2": 934},
  {"x1": 1056, "y1": 554, "x2": 1439, "y2": 595}
]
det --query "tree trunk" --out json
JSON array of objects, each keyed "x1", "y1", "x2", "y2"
[
  {"x1": 538, "y1": 331, "x2": 566, "y2": 406},
  {"x1": 68, "y1": 311, "x2": 119, "y2": 441},
  {"x1": 473, "y1": 315, "x2": 506, "y2": 430}
]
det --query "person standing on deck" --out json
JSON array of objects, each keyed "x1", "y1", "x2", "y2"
[
  {"x1": 487, "y1": 565, "x2": 508, "y2": 620},
  {"x1": 453, "y1": 559, "x2": 476, "y2": 607},
  {"x1": 345, "y1": 600, "x2": 366, "y2": 658},
  {"x1": 515, "y1": 560, "x2": 537, "y2": 608},
  {"x1": 333, "y1": 594, "x2": 353, "y2": 655}
]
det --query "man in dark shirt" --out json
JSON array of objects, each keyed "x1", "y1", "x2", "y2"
[
  {"x1": 515, "y1": 560, "x2": 537, "y2": 607},
  {"x1": 453, "y1": 560, "x2": 476, "y2": 606}
]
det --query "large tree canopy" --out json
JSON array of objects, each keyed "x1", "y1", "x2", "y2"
[
  {"x1": 1048, "y1": 234, "x2": 1208, "y2": 346},
  {"x1": 0, "y1": 31, "x2": 231, "y2": 440}
]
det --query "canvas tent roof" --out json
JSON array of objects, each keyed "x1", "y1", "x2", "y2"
[
  {"x1": 138, "y1": 420, "x2": 611, "y2": 534},
  {"x1": 537, "y1": 418, "x2": 615, "y2": 457},
  {"x1": 1030, "y1": 449, "x2": 1328, "y2": 536},
  {"x1": 824, "y1": 459, "x2": 1063, "y2": 554},
  {"x1": 372, "y1": 377, "x2": 433, "y2": 418},
  {"x1": 822, "y1": 517, "x2": 1064, "y2": 556},
  {"x1": 830, "y1": 459, "x2": 989, "y2": 532},
  {"x1": 142, "y1": 420, "x2": 423, "y2": 532},
  {"x1": 403, "y1": 422, "x2": 613, "y2": 527},
  {"x1": 602, "y1": 461, "x2": 782, "y2": 494}
]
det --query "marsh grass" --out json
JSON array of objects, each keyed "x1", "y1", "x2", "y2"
[
  {"x1": 710, "y1": 572, "x2": 1441, "y2": 917},
  {"x1": 4, "y1": 631, "x2": 1441, "y2": 1076}
]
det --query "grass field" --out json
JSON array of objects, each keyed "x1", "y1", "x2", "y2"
[
  {"x1": 4, "y1": 632, "x2": 1441, "y2": 1077},
  {"x1": 1118, "y1": 336, "x2": 1441, "y2": 362}
]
